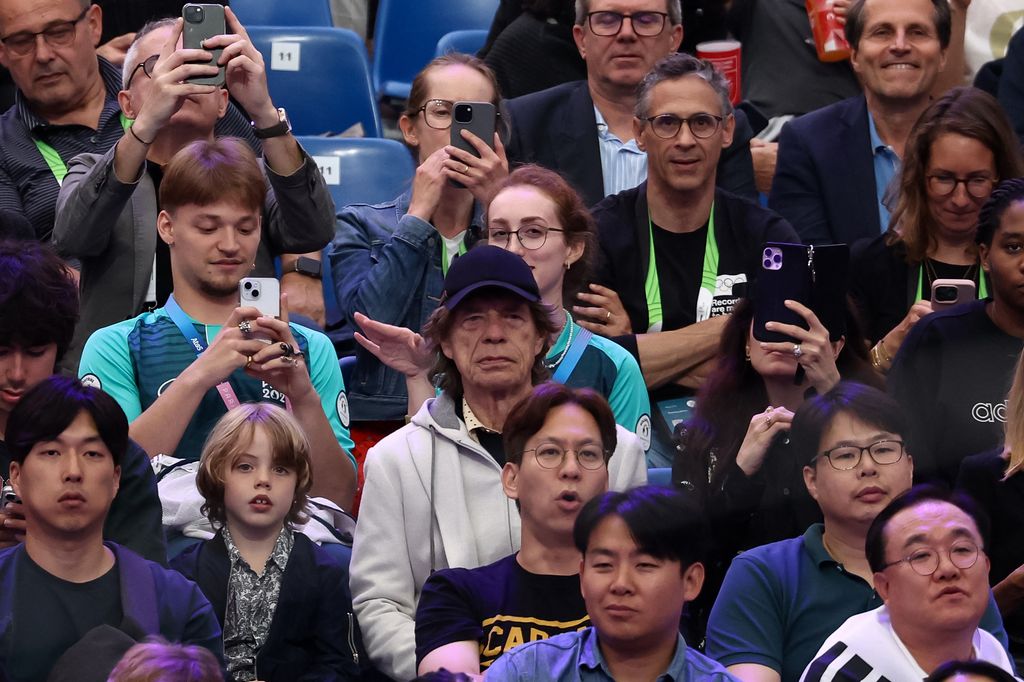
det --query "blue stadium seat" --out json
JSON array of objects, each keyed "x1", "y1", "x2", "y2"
[
  {"x1": 647, "y1": 467, "x2": 673, "y2": 487},
  {"x1": 434, "y1": 29, "x2": 489, "y2": 58},
  {"x1": 294, "y1": 136, "x2": 415, "y2": 329},
  {"x1": 248, "y1": 27, "x2": 381, "y2": 137},
  {"x1": 231, "y1": 0, "x2": 333, "y2": 27},
  {"x1": 372, "y1": 0, "x2": 500, "y2": 100}
]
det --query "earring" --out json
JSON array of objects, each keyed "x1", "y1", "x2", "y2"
[
  {"x1": 564, "y1": 261, "x2": 571, "y2": 270},
  {"x1": 744, "y1": 345, "x2": 751, "y2": 361}
]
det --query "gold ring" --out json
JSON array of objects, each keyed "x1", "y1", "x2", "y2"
[
  {"x1": 245, "y1": 355, "x2": 254, "y2": 369},
  {"x1": 605, "y1": 310, "x2": 612, "y2": 322},
  {"x1": 462, "y1": 163, "x2": 469, "y2": 174}
]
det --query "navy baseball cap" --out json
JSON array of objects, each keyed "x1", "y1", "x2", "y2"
[{"x1": 441, "y1": 245, "x2": 541, "y2": 310}]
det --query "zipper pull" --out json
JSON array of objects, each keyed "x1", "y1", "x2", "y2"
[{"x1": 807, "y1": 245, "x2": 817, "y2": 284}]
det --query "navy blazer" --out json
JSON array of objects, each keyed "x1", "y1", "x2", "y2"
[
  {"x1": 769, "y1": 95, "x2": 880, "y2": 245},
  {"x1": 505, "y1": 80, "x2": 758, "y2": 207},
  {"x1": 172, "y1": 532, "x2": 360, "y2": 682}
]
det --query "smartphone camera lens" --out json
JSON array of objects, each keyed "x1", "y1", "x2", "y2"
[
  {"x1": 185, "y1": 5, "x2": 204, "y2": 22},
  {"x1": 251, "y1": 288, "x2": 260, "y2": 298},
  {"x1": 454, "y1": 104, "x2": 473, "y2": 124},
  {"x1": 934, "y1": 285, "x2": 957, "y2": 303},
  {"x1": 243, "y1": 281, "x2": 252, "y2": 290}
]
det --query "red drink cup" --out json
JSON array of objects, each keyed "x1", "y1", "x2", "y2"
[
  {"x1": 806, "y1": 0, "x2": 851, "y2": 62},
  {"x1": 696, "y1": 40, "x2": 742, "y2": 105}
]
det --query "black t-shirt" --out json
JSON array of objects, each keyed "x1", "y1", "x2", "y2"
[
  {"x1": 889, "y1": 299, "x2": 1024, "y2": 486},
  {"x1": 651, "y1": 223, "x2": 708, "y2": 332},
  {"x1": 414, "y1": 553, "x2": 588, "y2": 672},
  {"x1": 9, "y1": 552, "x2": 121, "y2": 682}
]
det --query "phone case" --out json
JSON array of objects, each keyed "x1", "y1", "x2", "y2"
[
  {"x1": 931, "y1": 278, "x2": 976, "y2": 312},
  {"x1": 449, "y1": 101, "x2": 496, "y2": 189},
  {"x1": 753, "y1": 242, "x2": 849, "y2": 343},
  {"x1": 239, "y1": 277, "x2": 281, "y2": 318},
  {"x1": 182, "y1": 4, "x2": 225, "y2": 87}
]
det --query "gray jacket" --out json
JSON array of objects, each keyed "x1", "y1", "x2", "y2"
[{"x1": 52, "y1": 141, "x2": 335, "y2": 371}]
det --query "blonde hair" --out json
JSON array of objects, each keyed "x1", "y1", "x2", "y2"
[
  {"x1": 106, "y1": 639, "x2": 221, "y2": 682},
  {"x1": 1005, "y1": 352, "x2": 1024, "y2": 479},
  {"x1": 196, "y1": 403, "x2": 313, "y2": 527}
]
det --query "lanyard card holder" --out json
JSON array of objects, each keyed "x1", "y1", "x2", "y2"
[{"x1": 752, "y1": 242, "x2": 849, "y2": 343}]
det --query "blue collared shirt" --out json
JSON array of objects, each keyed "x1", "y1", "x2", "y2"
[
  {"x1": 485, "y1": 627, "x2": 739, "y2": 681},
  {"x1": 595, "y1": 106, "x2": 647, "y2": 198},
  {"x1": 866, "y1": 112, "x2": 901, "y2": 233}
]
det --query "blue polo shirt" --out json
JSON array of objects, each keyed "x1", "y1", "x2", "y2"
[
  {"x1": 705, "y1": 524, "x2": 1008, "y2": 682},
  {"x1": 867, "y1": 112, "x2": 901, "y2": 233}
]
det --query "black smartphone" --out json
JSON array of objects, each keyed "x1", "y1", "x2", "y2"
[
  {"x1": 182, "y1": 3, "x2": 226, "y2": 87},
  {"x1": 449, "y1": 101, "x2": 496, "y2": 189},
  {"x1": 753, "y1": 242, "x2": 849, "y2": 343}
]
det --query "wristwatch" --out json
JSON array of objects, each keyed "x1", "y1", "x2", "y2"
[
  {"x1": 289, "y1": 256, "x2": 322, "y2": 280},
  {"x1": 252, "y1": 107, "x2": 292, "y2": 139}
]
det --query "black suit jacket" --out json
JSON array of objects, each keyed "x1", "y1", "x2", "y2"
[
  {"x1": 769, "y1": 94, "x2": 880, "y2": 245},
  {"x1": 505, "y1": 80, "x2": 758, "y2": 207},
  {"x1": 172, "y1": 532, "x2": 360, "y2": 682}
]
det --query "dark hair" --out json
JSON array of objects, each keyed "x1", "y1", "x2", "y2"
[
  {"x1": 865, "y1": 484, "x2": 991, "y2": 573},
  {"x1": 888, "y1": 87, "x2": 1023, "y2": 262},
  {"x1": 977, "y1": 178, "x2": 1024, "y2": 247},
  {"x1": 487, "y1": 165, "x2": 597, "y2": 307},
  {"x1": 574, "y1": 485, "x2": 709, "y2": 568},
  {"x1": 635, "y1": 52, "x2": 733, "y2": 119},
  {"x1": 0, "y1": 240, "x2": 79, "y2": 362},
  {"x1": 6, "y1": 376, "x2": 127, "y2": 467},
  {"x1": 845, "y1": 0, "x2": 952, "y2": 49},
  {"x1": 926, "y1": 660, "x2": 1019, "y2": 682},
  {"x1": 503, "y1": 383, "x2": 617, "y2": 466},
  {"x1": 159, "y1": 137, "x2": 265, "y2": 214},
  {"x1": 790, "y1": 382, "x2": 907, "y2": 467},
  {"x1": 421, "y1": 289, "x2": 558, "y2": 401},
  {"x1": 675, "y1": 301, "x2": 881, "y2": 501}
]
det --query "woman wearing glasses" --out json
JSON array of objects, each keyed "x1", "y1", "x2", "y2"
[
  {"x1": 849, "y1": 87, "x2": 1023, "y2": 373},
  {"x1": 330, "y1": 53, "x2": 509, "y2": 425}
]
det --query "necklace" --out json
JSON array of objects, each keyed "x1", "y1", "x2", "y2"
[
  {"x1": 545, "y1": 310, "x2": 575, "y2": 370},
  {"x1": 925, "y1": 257, "x2": 977, "y2": 285}
]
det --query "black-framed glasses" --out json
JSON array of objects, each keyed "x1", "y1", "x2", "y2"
[
  {"x1": 586, "y1": 11, "x2": 668, "y2": 37},
  {"x1": 523, "y1": 443, "x2": 608, "y2": 470},
  {"x1": 125, "y1": 54, "x2": 159, "y2": 89},
  {"x1": 882, "y1": 540, "x2": 981, "y2": 576},
  {"x1": 488, "y1": 225, "x2": 564, "y2": 250},
  {"x1": 0, "y1": 6, "x2": 90, "y2": 57},
  {"x1": 643, "y1": 113, "x2": 724, "y2": 140},
  {"x1": 816, "y1": 439, "x2": 905, "y2": 471},
  {"x1": 927, "y1": 174, "x2": 997, "y2": 199}
]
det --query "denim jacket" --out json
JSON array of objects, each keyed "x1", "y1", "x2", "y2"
[{"x1": 328, "y1": 191, "x2": 484, "y2": 421}]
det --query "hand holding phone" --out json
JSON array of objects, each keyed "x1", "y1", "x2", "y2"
[{"x1": 182, "y1": 4, "x2": 226, "y2": 86}]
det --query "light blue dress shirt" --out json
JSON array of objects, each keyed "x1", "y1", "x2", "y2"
[
  {"x1": 595, "y1": 105, "x2": 647, "y2": 198},
  {"x1": 867, "y1": 112, "x2": 901, "y2": 233}
]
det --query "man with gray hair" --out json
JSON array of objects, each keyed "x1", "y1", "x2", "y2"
[
  {"x1": 504, "y1": 0, "x2": 757, "y2": 209},
  {"x1": 586, "y1": 52, "x2": 799, "y2": 464}
]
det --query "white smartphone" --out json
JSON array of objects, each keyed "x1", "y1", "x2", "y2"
[{"x1": 239, "y1": 277, "x2": 280, "y2": 317}]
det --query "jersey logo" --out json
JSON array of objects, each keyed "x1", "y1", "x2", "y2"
[
  {"x1": 337, "y1": 391, "x2": 350, "y2": 428},
  {"x1": 80, "y1": 374, "x2": 102, "y2": 390},
  {"x1": 635, "y1": 414, "x2": 652, "y2": 451}
]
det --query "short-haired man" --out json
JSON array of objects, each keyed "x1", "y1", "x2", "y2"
[
  {"x1": 52, "y1": 12, "x2": 333, "y2": 371},
  {"x1": 770, "y1": 0, "x2": 953, "y2": 245},
  {"x1": 801, "y1": 486, "x2": 1014, "y2": 680},
  {"x1": 351, "y1": 246, "x2": 646, "y2": 681},
  {"x1": 505, "y1": 0, "x2": 756, "y2": 207},
  {"x1": 415, "y1": 383, "x2": 616, "y2": 676},
  {"x1": 705, "y1": 383, "x2": 1007, "y2": 682},
  {"x1": 0, "y1": 375, "x2": 222, "y2": 680},
  {"x1": 583, "y1": 52, "x2": 799, "y2": 463},
  {"x1": 486, "y1": 485, "x2": 735, "y2": 681},
  {"x1": 0, "y1": 0, "x2": 254, "y2": 241},
  {"x1": 0, "y1": 239, "x2": 163, "y2": 562},
  {"x1": 77, "y1": 138, "x2": 356, "y2": 509}
]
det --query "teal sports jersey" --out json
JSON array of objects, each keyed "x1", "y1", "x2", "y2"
[
  {"x1": 79, "y1": 308, "x2": 355, "y2": 466},
  {"x1": 545, "y1": 314, "x2": 652, "y2": 452}
]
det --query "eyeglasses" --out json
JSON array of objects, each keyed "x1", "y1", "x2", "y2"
[
  {"x1": 643, "y1": 113, "x2": 724, "y2": 140},
  {"x1": 816, "y1": 439, "x2": 905, "y2": 471},
  {"x1": 927, "y1": 174, "x2": 997, "y2": 199},
  {"x1": 586, "y1": 11, "x2": 668, "y2": 37},
  {"x1": 0, "y1": 7, "x2": 90, "y2": 57},
  {"x1": 882, "y1": 540, "x2": 981, "y2": 576},
  {"x1": 488, "y1": 225, "x2": 564, "y2": 250},
  {"x1": 125, "y1": 54, "x2": 159, "y2": 89},
  {"x1": 523, "y1": 443, "x2": 608, "y2": 470}
]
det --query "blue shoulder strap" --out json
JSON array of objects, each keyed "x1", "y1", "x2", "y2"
[{"x1": 552, "y1": 327, "x2": 593, "y2": 384}]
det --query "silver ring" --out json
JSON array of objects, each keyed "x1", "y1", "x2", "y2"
[
  {"x1": 765, "y1": 416, "x2": 773, "y2": 428},
  {"x1": 793, "y1": 344, "x2": 803, "y2": 358},
  {"x1": 280, "y1": 342, "x2": 294, "y2": 358},
  {"x1": 238, "y1": 320, "x2": 253, "y2": 335}
]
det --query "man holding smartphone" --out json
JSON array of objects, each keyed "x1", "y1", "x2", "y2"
[
  {"x1": 51, "y1": 7, "x2": 334, "y2": 371},
  {"x1": 77, "y1": 137, "x2": 357, "y2": 510}
]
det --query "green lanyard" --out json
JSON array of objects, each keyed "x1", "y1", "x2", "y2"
[
  {"x1": 33, "y1": 113, "x2": 132, "y2": 186},
  {"x1": 644, "y1": 203, "x2": 718, "y2": 330},
  {"x1": 914, "y1": 262, "x2": 988, "y2": 302},
  {"x1": 440, "y1": 236, "x2": 468, "y2": 276}
]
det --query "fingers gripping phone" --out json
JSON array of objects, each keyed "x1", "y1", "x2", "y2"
[
  {"x1": 931, "y1": 278, "x2": 975, "y2": 312},
  {"x1": 182, "y1": 4, "x2": 226, "y2": 87},
  {"x1": 449, "y1": 101, "x2": 496, "y2": 189},
  {"x1": 239, "y1": 277, "x2": 280, "y2": 318}
]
